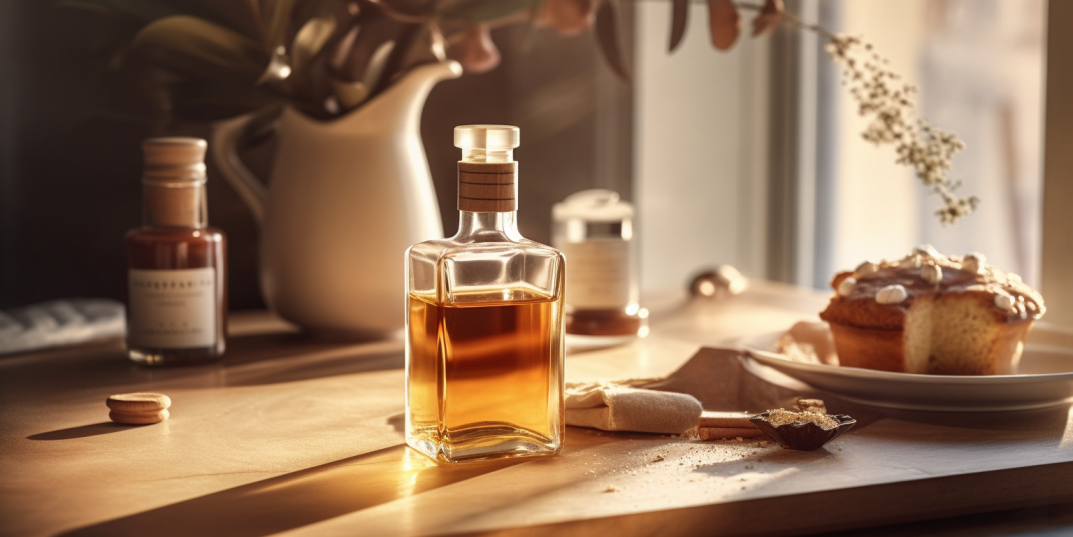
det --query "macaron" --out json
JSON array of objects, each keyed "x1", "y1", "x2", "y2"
[{"x1": 106, "y1": 393, "x2": 171, "y2": 425}]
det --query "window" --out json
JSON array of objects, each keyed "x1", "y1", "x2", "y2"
[{"x1": 633, "y1": 0, "x2": 1055, "y2": 306}]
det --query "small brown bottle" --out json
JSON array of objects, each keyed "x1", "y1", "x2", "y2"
[{"x1": 125, "y1": 138, "x2": 227, "y2": 366}]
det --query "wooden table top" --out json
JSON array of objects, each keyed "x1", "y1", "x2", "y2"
[{"x1": 1, "y1": 281, "x2": 1071, "y2": 536}]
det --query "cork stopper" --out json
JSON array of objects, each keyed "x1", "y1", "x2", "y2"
[
  {"x1": 455, "y1": 125, "x2": 520, "y2": 213},
  {"x1": 141, "y1": 137, "x2": 208, "y2": 228},
  {"x1": 143, "y1": 137, "x2": 207, "y2": 180}
]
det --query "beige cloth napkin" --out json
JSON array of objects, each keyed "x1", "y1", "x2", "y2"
[{"x1": 565, "y1": 380, "x2": 703, "y2": 434}]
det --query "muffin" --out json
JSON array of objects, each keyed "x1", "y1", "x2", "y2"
[{"x1": 819, "y1": 246, "x2": 1045, "y2": 375}]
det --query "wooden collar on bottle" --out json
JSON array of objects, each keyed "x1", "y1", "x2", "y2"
[{"x1": 457, "y1": 161, "x2": 517, "y2": 212}]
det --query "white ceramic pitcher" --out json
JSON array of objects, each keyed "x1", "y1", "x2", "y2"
[{"x1": 212, "y1": 61, "x2": 462, "y2": 337}]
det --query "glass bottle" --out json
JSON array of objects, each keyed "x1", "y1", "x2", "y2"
[
  {"x1": 125, "y1": 138, "x2": 227, "y2": 366},
  {"x1": 552, "y1": 189, "x2": 647, "y2": 345},
  {"x1": 405, "y1": 125, "x2": 565, "y2": 464}
]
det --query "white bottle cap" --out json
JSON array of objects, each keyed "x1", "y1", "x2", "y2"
[{"x1": 454, "y1": 125, "x2": 520, "y2": 151}]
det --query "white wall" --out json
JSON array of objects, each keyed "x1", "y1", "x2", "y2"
[
  {"x1": 634, "y1": 4, "x2": 771, "y2": 292},
  {"x1": 830, "y1": 1, "x2": 926, "y2": 274}
]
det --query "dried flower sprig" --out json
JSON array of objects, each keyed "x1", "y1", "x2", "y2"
[
  {"x1": 823, "y1": 34, "x2": 978, "y2": 224},
  {"x1": 737, "y1": 6, "x2": 978, "y2": 224}
]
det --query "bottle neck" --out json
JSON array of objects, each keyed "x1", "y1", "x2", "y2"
[
  {"x1": 455, "y1": 210, "x2": 522, "y2": 241},
  {"x1": 142, "y1": 179, "x2": 207, "y2": 228}
]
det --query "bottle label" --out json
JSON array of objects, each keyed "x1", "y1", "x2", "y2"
[
  {"x1": 128, "y1": 268, "x2": 217, "y2": 348},
  {"x1": 560, "y1": 239, "x2": 634, "y2": 309}
]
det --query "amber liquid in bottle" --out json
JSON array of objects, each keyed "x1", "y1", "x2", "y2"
[
  {"x1": 407, "y1": 289, "x2": 561, "y2": 456},
  {"x1": 125, "y1": 138, "x2": 227, "y2": 366}
]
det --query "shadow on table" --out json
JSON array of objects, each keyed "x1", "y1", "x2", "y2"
[
  {"x1": 692, "y1": 445, "x2": 837, "y2": 480},
  {"x1": 219, "y1": 332, "x2": 405, "y2": 387},
  {"x1": 885, "y1": 402, "x2": 1073, "y2": 430},
  {"x1": 61, "y1": 444, "x2": 523, "y2": 537},
  {"x1": 645, "y1": 347, "x2": 839, "y2": 416},
  {"x1": 219, "y1": 332, "x2": 403, "y2": 384},
  {"x1": 0, "y1": 333, "x2": 405, "y2": 395},
  {"x1": 27, "y1": 422, "x2": 133, "y2": 440},
  {"x1": 387, "y1": 412, "x2": 405, "y2": 434}
]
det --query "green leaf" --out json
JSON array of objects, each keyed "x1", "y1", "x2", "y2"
[
  {"x1": 129, "y1": 15, "x2": 268, "y2": 84},
  {"x1": 57, "y1": 0, "x2": 177, "y2": 22},
  {"x1": 61, "y1": 0, "x2": 265, "y2": 42},
  {"x1": 595, "y1": 1, "x2": 630, "y2": 81},
  {"x1": 158, "y1": 0, "x2": 265, "y2": 42},
  {"x1": 444, "y1": 0, "x2": 533, "y2": 23},
  {"x1": 267, "y1": 0, "x2": 300, "y2": 51},
  {"x1": 291, "y1": 16, "x2": 336, "y2": 75},
  {"x1": 669, "y1": 0, "x2": 689, "y2": 52},
  {"x1": 292, "y1": 0, "x2": 340, "y2": 22}
]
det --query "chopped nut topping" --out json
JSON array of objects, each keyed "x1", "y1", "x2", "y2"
[
  {"x1": 899, "y1": 255, "x2": 923, "y2": 269},
  {"x1": 837, "y1": 277, "x2": 857, "y2": 297},
  {"x1": 914, "y1": 244, "x2": 941, "y2": 258},
  {"x1": 921, "y1": 264, "x2": 942, "y2": 284},
  {"x1": 963, "y1": 253, "x2": 985, "y2": 273},
  {"x1": 876, "y1": 284, "x2": 908, "y2": 305},
  {"x1": 854, "y1": 261, "x2": 878, "y2": 277},
  {"x1": 994, "y1": 294, "x2": 1016, "y2": 312}
]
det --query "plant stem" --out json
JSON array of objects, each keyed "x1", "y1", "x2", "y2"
[
  {"x1": 733, "y1": 1, "x2": 839, "y2": 41},
  {"x1": 632, "y1": 0, "x2": 839, "y2": 41}
]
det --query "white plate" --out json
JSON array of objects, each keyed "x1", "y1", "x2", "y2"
[{"x1": 743, "y1": 327, "x2": 1073, "y2": 412}]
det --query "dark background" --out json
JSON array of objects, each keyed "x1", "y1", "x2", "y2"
[{"x1": 0, "y1": 1, "x2": 633, "y2": 310}]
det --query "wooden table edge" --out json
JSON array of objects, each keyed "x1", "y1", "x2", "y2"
[{"x1": 457, "y1": 460, "x2": 1073, "y2": 536}]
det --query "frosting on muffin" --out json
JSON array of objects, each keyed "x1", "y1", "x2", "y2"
[{"x1": 822, "y1": 247, "x2": 1044, "y2": 330}]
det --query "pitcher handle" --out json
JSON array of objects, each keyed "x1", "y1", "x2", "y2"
[{"x1": 211, "y1": 113, "x2": 268, "y2": 225}]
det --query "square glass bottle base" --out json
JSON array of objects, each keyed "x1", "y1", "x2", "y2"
[{"x1": 407, "y1": 423, "x2": 562, "y2": 464}]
